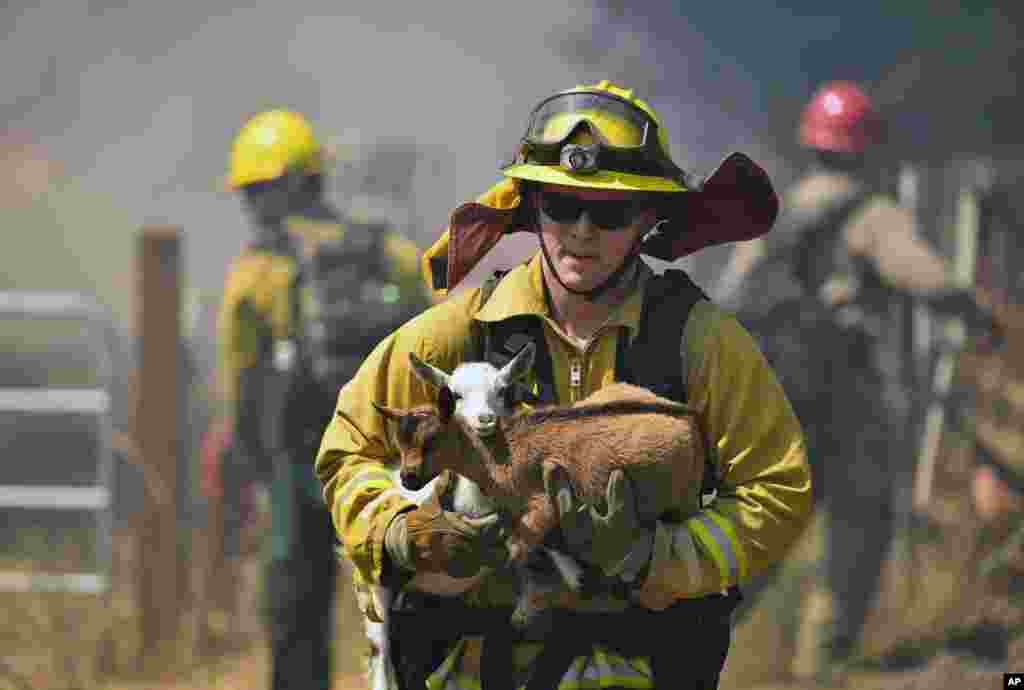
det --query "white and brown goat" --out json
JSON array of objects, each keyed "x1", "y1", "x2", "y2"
[
  {"x1": 374, "y1": 372, "x2": 708, "y2": 627},
  {"x1": 366, "y1": 343, "x2": 582, "y2": 689}
]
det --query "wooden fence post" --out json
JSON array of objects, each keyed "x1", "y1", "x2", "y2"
[{"x1": 135, "y1": 226, "x2": 181, "y2": 672}]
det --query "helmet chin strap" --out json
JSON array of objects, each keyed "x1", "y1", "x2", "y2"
[{"x1": 538, "y1": 228, "x2": 643, "y2": 302}]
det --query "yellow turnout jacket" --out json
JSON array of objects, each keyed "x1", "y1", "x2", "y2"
[{"x1": 316, "y1": 248, "x2": 812, "y2": 689}]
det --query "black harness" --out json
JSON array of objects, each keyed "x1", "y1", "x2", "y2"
[{"x1": 390, "y1": 267, "x2": 739, "y2": 690}]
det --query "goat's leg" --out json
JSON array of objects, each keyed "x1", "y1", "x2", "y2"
[
  {"x1": 543, "y1": 547, "x2": 584, "y2": 591},
  {"x1": 366, "y1": 585, "x2": 395, "y2": 690},
  {"x1": 510, "y1": 558, "x2": 560, "y2": 633},
  {"x1": 506, "y1": 493, "x2": 558, "y2": 565}
]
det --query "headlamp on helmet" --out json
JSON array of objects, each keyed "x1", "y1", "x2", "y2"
[
  {"x1": 510, "y1": 90, "x2": 686, "y2": 186},
  {"x1": 559, "y1": 143, "x2": 600, "y2": 174}
]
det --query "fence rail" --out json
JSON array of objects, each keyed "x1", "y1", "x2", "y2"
[{"x1": 0, "y1": 290, "x2": 117, "y2": 594}]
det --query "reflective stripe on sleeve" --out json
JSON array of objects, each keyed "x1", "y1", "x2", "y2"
[
  {"x1": 690, "y1": 513, "x2": 740, "y2": 590},
  {"x1": 361, "y1": 486, "x2": 404, "y2": 515},
  {"x1": 335, "y1": 467, "x2": 397, "y2": 511},
  {"x1": 704, "y1": 508, "x2": 749, "y2": 582}
]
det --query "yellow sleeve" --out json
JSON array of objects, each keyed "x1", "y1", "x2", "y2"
[
  {"x1": 314, "y1": 288, "x2": 481, "y2": 584},
  {"x1": 638, "y1": 300, "x2": 813, "y2": 605},
  {"x1": 215, "y1": 251, "x2": 297, "y2": 406}
]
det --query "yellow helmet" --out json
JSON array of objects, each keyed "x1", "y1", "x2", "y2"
[
  {"x1": 502, "y1": 80, "x2": 691, "y2": 193},
  {"x1": 225, "y1": 110, "x2": 323, "y2": 190}
]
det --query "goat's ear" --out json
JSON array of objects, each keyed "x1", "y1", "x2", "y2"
[
  {"x1": 371, "y1": 401, "x2": 404, "y2": 424},
  {"x1": 408, "y1": 352, "x2": 450, "y2": 390},
  {"x1": 438, "y1": 386, "x2": 456, "y2": 423},
  {"x1": 501, "y1": 341, "x2": 536, "y2": 383}
]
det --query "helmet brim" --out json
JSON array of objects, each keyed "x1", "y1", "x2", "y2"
[
  {"x1": 423, "y1": 153, "x2": 779, "y2": 297},
  {"x1": 502, "y1": 163, "x2": 686, "y2": 193},
  {"x1": 224, "y1": 162, "x2": 288, "y2": 191}
]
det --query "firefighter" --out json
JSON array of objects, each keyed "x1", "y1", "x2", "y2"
[
  {"x1": 317, "y1": 80, "x2": 812, "y2": 690},
  {"x1": 715, "y1": 81, "x2": 1001, "y2": 684},
  {"x1": 219, "y1": 109, "x2": 429, "y2": 690}
]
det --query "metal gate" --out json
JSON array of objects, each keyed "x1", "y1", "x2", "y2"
[{"x1": 0, "y1": 291, "x2": 118, "y2": 594}]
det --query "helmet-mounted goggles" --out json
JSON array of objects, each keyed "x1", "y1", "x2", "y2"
[{"x1": 511, "y1": 91, "x2": 690, "y2": 186}]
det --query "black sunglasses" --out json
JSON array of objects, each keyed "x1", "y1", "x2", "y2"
[{"x1": 537, "y1": 191, "x2": 646, "y2": 231}]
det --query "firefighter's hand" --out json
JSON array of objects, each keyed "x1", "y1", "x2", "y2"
[
  {"x1": 546, "y1": 466, "x2": 654, "y2": 581},
  {"x1": 385, "y1": 493, "x2": 507, "y2": 579}
]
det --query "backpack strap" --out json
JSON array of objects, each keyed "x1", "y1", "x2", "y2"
[
  {"x1": 615, "y1": 269, "x2": 719, "y2": 506},
  {"x1": 615, "y1": 269, "x2": 705, "y2": 401},
  {"x1": 474, "y1": 270, "x2": 557, "y2": 405}
]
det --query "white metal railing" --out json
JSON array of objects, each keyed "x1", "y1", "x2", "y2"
[
  {"x1": 0, "y1": 388, "x2": 110, "y2": 414},
  {"x1": 0, "y1": 486, "x2": 110, "y2": 510},
  {"x1": 0, "y1": 291, "x2": 118, "y2": 594}
]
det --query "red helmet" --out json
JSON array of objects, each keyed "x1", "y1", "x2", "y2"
[{"x1": 799, "y1": 81, "x2": 881, "y2": 153}]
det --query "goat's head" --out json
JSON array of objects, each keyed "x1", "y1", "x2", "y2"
[
  {"x1": 372, "y1": 399, "x2": 458, "y2": 491},
  {"x1": 407, "y1": 343, "x2": 536, "y2": 438}
]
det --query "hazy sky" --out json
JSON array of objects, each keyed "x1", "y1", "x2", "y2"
[
  {"x1": 1, "y1": 2, "x2": 786, "y2": 301},
  {"x1": 2, "y1": 1, "x2": 1013, "y2": 330}
]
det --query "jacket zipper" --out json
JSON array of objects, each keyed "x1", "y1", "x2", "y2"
[
  {"x1": 569, "y1": 357, "x2": 583, "y2": 402},
  {"x1": 568, "y1": 329, "x2": 610, "y2": 403}
]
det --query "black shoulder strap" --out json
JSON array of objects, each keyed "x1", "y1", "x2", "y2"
[
  {"x1": 615, "y1": 269, "x2": 719, "y2": 505},
  {"x1": 474, "y1": 270, "x2": 558, "y2": 405},
  {"x1": 615, "y1": 269, "x2": 706, "y2": 403}
]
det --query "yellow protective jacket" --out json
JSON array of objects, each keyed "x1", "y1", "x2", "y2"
[
  {"x1": 216, "y1": 220, "x2": 428, "y2": 408},
  {"x1": 317, "y1": 245, "x2": 812, "y2": 688}
]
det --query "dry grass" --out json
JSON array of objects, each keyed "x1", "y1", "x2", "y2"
[
  {"x1": 0, "y1": 526, "x2": 372, "y2": 690},
  {"x1": 720, "y1": 432, "x2": 1024, "y2": 690},
  {"x1": 721, "y1": 318, "x2": 1024, "y2": 690}
]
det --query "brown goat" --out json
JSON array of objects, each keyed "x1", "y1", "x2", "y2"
[{"x1": 374, "y1": 381, "x2": 707, "y2": 588}]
